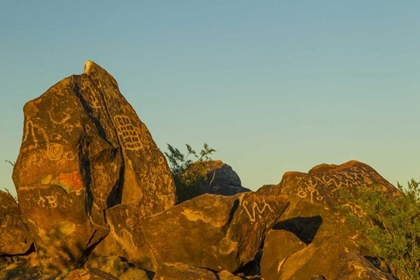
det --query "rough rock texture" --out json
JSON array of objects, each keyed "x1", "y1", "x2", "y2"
[
  {"x1": 0, "y1": 190, "x2": 33, "y2": 255},
  {"x1": 95, "y1": 192, "x2": 289, "y2": 272},
  {"x1": 119, "y1": 267, "x2": 150, "y2": 280},
  {"x1": 186, "y1": 160, "x2": 251, "y2": 195},
  {"x1": 217, "y1": 270, "x2": 243, "y2": 280},
  {"x1": 333, "y1": 253, "x2": 395, "y2": 280},
  {"x1": 154, "y1": 262, "x2": 217, "y2": 280},
  {"x1": 257, "y1": 160, "x2": 398, "y2": 280},
  {"x1": 84, "y1": 256, "x2": 131, "y2": 278},
  {"x1": 145, "y1": 192, "x2": 288, "y2": 272},
  {"x1": 12, "y1": 60, "x2": 176, "y2": 273},
  {"x1": 63, "y1": 268, "x2": 118, "y2": 280},
  {"x1": 260, "y1": 229, "x2": 306, "y2": 280}
]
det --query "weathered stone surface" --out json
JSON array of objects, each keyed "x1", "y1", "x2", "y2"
[
  {"x1": 260, "y1": 229, "x2": 306, "y2": 280},
  {"x1": 258, "y1": 160, "x2": 398, "y2": 207},
  {"x1": 333, "y1": 253, "x2": 395, "y2": 280},
  {"x1": 257, "y1": 160, "x2": 398, "y2": 279},
  {"x1": 0, "y1": 190, "x2": 33, "y2": 255},
  {"x1": 63, "y1": 268, "x2": 118, "y2": 280},
  {"x1": 142, "y1": 192, "x2": 289, "y2": 272},
  {"x1": 217, "y1": 270, "x2": 243, "y2": 280},
  {"x1": 187, "y1": 160, "x2": 251, "y2": 195},
  {"x1": 12, "y1": 60, "x2": 176, "y2": 273},
  {"x1": 84, "y1": 256, "x2": 130, "y2": 278},
  {"x1": 94, "y1": 192, "x2": 288, "y2": 272},
  {"x1": 118, "y1": 267, "x2": 150, "y2": 280},
  {"x1": 154, "y1": 262, "x2": 217, "y2": 280}
]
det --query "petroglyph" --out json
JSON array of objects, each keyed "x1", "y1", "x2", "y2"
[
  {"x1": 85, "y1": 92, "x2": 102, "y2": 110},
  {"x1": 296, "y1": 179, "x2": 324, "y2": 203},
  {"x1": 22, "y1": 119, "x2": 76, "y2": 162},
  {"x1": 113, "y1": 115, "x2": 143, "y2": 151},
  {"x1": 45, "y1": 194, "x2": 58, "y2": 208},
  {"x1": 23, "y1": 120, "x2": 48, "y2": 148},
  {"x1": 47, "y1": 143, "x2": 64, "y2": 161},
  {"x1": 47, "y1": 110, "x2": 71, "y2": 125},
  {"x1": 243, "y1": 199, "x2": 274, "y2": 223},
  {"x1": 64, "y1": 151, "x2": 75, "y2": 161}
]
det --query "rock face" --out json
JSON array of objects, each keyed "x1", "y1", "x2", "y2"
[
  {"x1": 332, "y1": 253, "x2": 395, "y2": 280},
  {"x1": 0, "y1": 190, "x2": 33, "y2": 255},
  {"x1": 258, "y1": 160, "x2": 398, "y2": 280},
  {"x1": 144, "y1": 192, "x2": 289, "y2": 272},
  {"x1": 12, "y1": 61, "x2": 176, "y2": 273},
  {"x1": 260, "y1": 229, "x2": 306, "y2": 279},
  {"x1": 95, "y1": 192, "x2": 289, "y2": 273},
  {"x1": 154, "y1": 262, "x2": 217, "y2": 280}
]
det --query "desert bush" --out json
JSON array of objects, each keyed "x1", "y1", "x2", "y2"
[
  {"x1": 341, "y1": 179, "x2": 420, "y2": 280},
  {"x1": 164, "y1": 143, "x2": 216, "y2": 203}
]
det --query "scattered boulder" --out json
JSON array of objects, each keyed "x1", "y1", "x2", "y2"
[
  {"x1": 186, "y1": 160, "x2": 251, "y2": 196},
  {"x1": 12, "y1": 60, "x2": 176, "y2": 274},
  {"x1": 260, "y1": 229, "x2": 306, "y2": 280},
  {"x1": 257, "y1": 160, "x2": 398, "y2": 279},
  {"x1": 0, "y1": 190, "x2": 33, "y2": 255}
]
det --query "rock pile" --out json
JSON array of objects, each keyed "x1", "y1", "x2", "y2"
[{"x1": 1, "y1": 61, "x2": 396, "y2": 279}]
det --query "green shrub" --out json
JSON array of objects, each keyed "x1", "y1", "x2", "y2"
[
  {"x1": 341, "y1": 179, "x2": 420, "y2": 280},
  {"x1": 164, "y1": 143, "x2": 216, "y2": 203}
]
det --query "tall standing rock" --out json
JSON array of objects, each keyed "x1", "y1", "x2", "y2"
[{"x1": 12, "y1": 61, "x2": 176, "y2": 274}]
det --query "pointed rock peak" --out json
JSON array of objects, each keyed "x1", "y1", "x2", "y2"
[
  {"x1": 83, "y1": 60, "x2": 118, "y2": 87},
  {"x1": 84, "y1": 60, "x2": 102, "y2": 75}
]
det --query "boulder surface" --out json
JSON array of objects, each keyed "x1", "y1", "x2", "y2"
[
  {"x1": 0, "y1": 190, "x2": 33, "y2": 255},
  {"x1": 258, "y1": 160, "x2": 398, "y2": 279},
  {"x1": 12, "y1": 61, "x2": 176, "y2": 273}
]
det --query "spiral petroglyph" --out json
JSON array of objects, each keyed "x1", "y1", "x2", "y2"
[{"x1": 47, "y1": 143, "x2": 64, "y2": 160}]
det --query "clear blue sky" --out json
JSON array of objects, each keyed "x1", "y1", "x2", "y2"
[{"x1": 1, "y1": 1, "x2": 419, "y2": 195}]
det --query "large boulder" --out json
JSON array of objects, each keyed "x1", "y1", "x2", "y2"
[
  {"x1": 175, "y1": 160, "x2": 250, "y2": 203},
  {"x1": 257, "y1": 160, "x2": 398, "y2": 280},
  {"x1": 260, "y1": 229, "x2": 306, "y2": 280},
  {"x1": 12, "y1": 61, "x2": 176, "y2": 274},
  {"x1": 94, "y1": 192, "x2": 289, "y2": 272},
  {"x1": 193, "y1": 160, "x2": 251, "y2": 196},
  {"x1": 0, "y1": 190, "x2": 33, "y2": 256}
]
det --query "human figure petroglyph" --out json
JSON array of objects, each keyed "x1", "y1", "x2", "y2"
[
  {"x1": 113, "y1": 115, "x2": 143, "y2": 151},
  {"x1": 243, "y1": 199, "x2": 274, "y2": 223},
  {"x1": 296, "y1": 178, "x2": 325, "y2": 203}
]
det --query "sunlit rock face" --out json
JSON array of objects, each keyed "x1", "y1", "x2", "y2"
[
  {"x1": 258, "y1": 160, "x2": 399, "y2": 280},
  {"x1": 0, "y1": 190, "x2": 33, "y2": 255},
  {"x1": 94, "y1": 192, "x2": 289, "y2": 273},
  {"x1": 12, "y1": 60, "x2": 176, "y2": 274}
]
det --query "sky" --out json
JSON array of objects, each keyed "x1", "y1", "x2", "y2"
[{"x1": 1, "y1": 1, "x2": 419, "y2": 196}]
